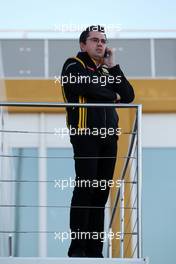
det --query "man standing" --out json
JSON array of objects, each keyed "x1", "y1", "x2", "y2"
[{"x1": 61, "y1": 25, "x2": 135, "y2": 258}]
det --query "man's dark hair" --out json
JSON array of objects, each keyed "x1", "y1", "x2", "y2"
[{"x1": 79, "y1": 25, "x2": 106, "y2": 44}]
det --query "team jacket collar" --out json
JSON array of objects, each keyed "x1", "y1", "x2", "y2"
[{"x1": 76, "y1": 52, "x2": 97, "y2": 71}]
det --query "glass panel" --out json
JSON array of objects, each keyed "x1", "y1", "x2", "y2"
[
  {"x1": 142, "y1": 148, "x2": 176, "y2": 264},
  {"x1": 1, "y1": 40, "x2": 45, "y2": 77},
  {"x1": 4, "y1": 148, "x2": 39, "y2": 257},
  {"x1": 155, "y1": 39, "x2": 176, "y2": 77},
  {"x1": 47, "y1": 148, "x2": 74, "y2": 257}
]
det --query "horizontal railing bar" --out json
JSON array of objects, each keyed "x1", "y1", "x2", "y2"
[
  {"x1": 0, "y1": 231, "x2": 138, "y2": 235},
  {"x1": 0, "y1": 180, "x2": 138, "y2": 183},
  {"x1": 0, "y1": 154, "x2": 136, "y2": 159},
  {"x1": 0, "y1": 205, "x2": 114, "y2": 208},
  {"x1": 0, "y1": 129, "x2": 137, "y2": 135},
  {"x1": 0, "y1": 205, "x2": 137, "y2": 210},
  {"x1": 0, "y1": 101, "x2": 140, "y2": 108}
]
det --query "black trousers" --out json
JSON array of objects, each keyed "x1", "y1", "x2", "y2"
[{"x1": 68, "y1": 134, "x2": 118, "y2": 257}]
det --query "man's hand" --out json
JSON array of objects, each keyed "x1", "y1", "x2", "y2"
[{"x1": 103, "y1": 48, "x2": 116, "y2": 68}]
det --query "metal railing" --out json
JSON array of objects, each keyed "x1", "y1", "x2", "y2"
[
  {"x1": 0, "y1": 102, "x2": 142, "y2": 259},
  {"x1": 108, "y1": 107, "x2": 142, "y2": 258}
]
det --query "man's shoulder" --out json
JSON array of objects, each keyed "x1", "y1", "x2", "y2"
[{"x1": 62, "y1": 57, "x2": 86, "y2": 73}]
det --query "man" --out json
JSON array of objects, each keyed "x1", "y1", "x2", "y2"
[{"x1": 61, "y1": 25, "x2": 135, "y2": 258}]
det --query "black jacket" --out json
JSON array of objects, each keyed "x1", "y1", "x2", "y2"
[{"x1": 61, "y1": 52, "x2": 134, "y2": 131}]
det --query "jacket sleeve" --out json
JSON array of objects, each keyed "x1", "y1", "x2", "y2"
[
  {"x1": 61, "y1": 59, "x2": 117, "y2": 102},
  {"x1": 108, "y1": 64, "x2": 135, "y2": 103}
]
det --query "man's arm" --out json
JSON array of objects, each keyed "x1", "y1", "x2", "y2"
[
  {"x1": 102, "y1": 48, "x2": 135, "y2": 103},
  {"x1": 108, "y1": 64, "x2": 135, "y2": 103}
]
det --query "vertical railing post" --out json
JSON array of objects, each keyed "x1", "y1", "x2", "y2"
[
  {"x1": 120, "y1": 179, "x2": 125, "y2": 258},
  {"x1": 8, "y1": 234, "x2": 12, "y2": 257},
  {"x1": 107, "y1": 195, "x2": 112, "y2": 258},
  {"x1": 38, "y1": 113, "x2": 47, "y2": 257},
  {"x1": 136, "y1": 105, "x2": 142, "y2": 258},
  {"x1": 108, "y1": 227, "x2": 112, "y2": 258},
  {"x1": 0, "y1": 106, "x2": 4, "y2": 174},
  {"x1": 0, "y1": 106, "x2": 5, "y2": 256}
]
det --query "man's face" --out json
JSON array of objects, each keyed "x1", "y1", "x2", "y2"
[{"x1": 80, "y1": 31, "x2": 107, "y2": 61}]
